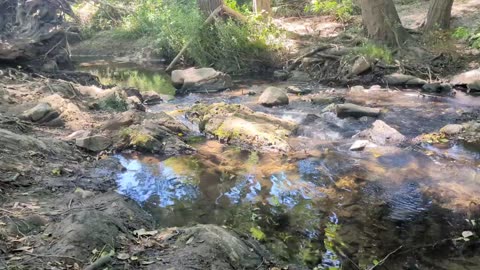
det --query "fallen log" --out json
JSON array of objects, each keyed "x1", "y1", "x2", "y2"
[{"x1": 335, "y1": 103, "x2": 381, "y2": 118}]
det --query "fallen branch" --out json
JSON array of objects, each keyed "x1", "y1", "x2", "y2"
[
  {"x1": 367, "y1": 245, "x2": 403, "y2": 270},
  {"x1": 84, "y1": 254, "x2": 112, "y2": 270},
  {"x1": 287, "y1": 44, "x2": 333, "y2": 72}
]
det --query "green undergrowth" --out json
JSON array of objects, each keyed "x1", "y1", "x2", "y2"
[
  {"x1": 304, "y1": 0, "x2": 356, "y2": 22},
  {"x1": 355, "y1": 42, "x2": 393, "y2": 64},
  {"x1": 452, "y1": 27, "x2": 480, "y2": 49},
  {"x1": 78, "y1": 0, "x2": 285, "y2": 74}
]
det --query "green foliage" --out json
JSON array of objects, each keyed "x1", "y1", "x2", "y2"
[
  {"x1": 120, "y1": 128, "x2": 154, "y2": 147},
  {"x1": 305, "y1": 0, "x2": 354, "y2": 22},
  {"x1": 356, "y1": 42, "x2": 393, "y2": 64},
  {"x1": 79, "y1": 0, "x2": 283, "y2": 74},
  {"x1": 250, "y1": 226, "x2": 266, "y2": 241},
  {"x1": 452, "y1": 27, "x2": 480, "y2": 49},
  {"x1": 99, "y1": 93, "x2": 128, "y2": 112}
]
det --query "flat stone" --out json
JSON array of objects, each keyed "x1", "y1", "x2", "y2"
[
  {"x1": 171, "y1": 68, "x2": 232, "y2": 94},
  {"x1": 351, "y1": 57, "x2": 371, "y2": 75},
  {"x1": 286, "y1": 85, "x2": 311, "y2": 95},
  {"x1": 357, "y1": 120, "x2": 406, "y2": 145},
  {"x1": 311, "y1": 96, "x2": 345, "y2": 105},
  {"x1": 451, "y1": 69, "x2": 480, "y2": 85},
  {"x1": 384, "y1": 73, "x2": 427, "y2": 86},
  {"x1": 76, "y1": 135, "x2": 111, "y2": 152},
  {"x1": 349, "y1": 140, "x2": 370, "y2": 151},
  {"x1": 258, "y1": 87, "x2": 289, "y2": 107},
  {"x1": 467, "y1": 81, "x2": 480, "y2": 92},
  {"x1": 440, "y1": 124, "x2": 464, "y2": 136}
]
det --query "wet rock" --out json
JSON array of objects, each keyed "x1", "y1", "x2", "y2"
[
  {"x1": 76, "y1": 135, "x2": 111, "y2": 152},
  {"x1": 258, "y1": 86, "x2": 289, "y2": 107},
  {"x1": 116, "y1": 112, "x2": 193, "y2": 155},
  {"x1": 335, "y1": 103, "x2": 381, "y2": 118},
  {"x1": 273, "y1": 70, "x2": 289, "y2": 81},
  {"x1": 311, "y1": 96, "x2": 345, "y2": 106},
  {"x1": 357, "y1": 120, "x2": 406, "y2": 145},
  {"x1": 459, "y1": 121, "x2": 480, "y2": 144},
  {"x1": 422, "y1": 83, "x2": 453, "y2": 94},
  {"x1": 288, "y1": 70, "x2": 310, "y2": 82},
  {"x1": 450, "y1": 68, "x2": 480, "y2": 86},
  {"x1": 351, "y1": 57, "x2": 371, "y2": 75},
  {"x1": 467, "y1": 81, "x2": 480, "y2": 92},
  {"x1": 286, "y1": 85, "x2": 312, "y2": 95},
  {"x1": 171, "y1": 67, "x2": 233, "y2": 94},
  {"x1": 384, "y1": 73, "x2": 427, "y2": 86},
  {"x1": 142, "y1": 91, "x2": 163, "y2": 105},
  {"x1": 349, "y1": 140, "x2": 371, "y2": 151},
  {"x1": 122, "y1": 87, "x2": 143, "y2": 101},
  {"x1": 440, "y1": 124, "x2": 464, "y2": 136},
  {"x1": 187, "y1": 103, "x2": 297, "y2": 152}
]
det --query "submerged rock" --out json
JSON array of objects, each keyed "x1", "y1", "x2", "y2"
[
  {"x1": 357, "y1": 120, "x2": 406, "y2": 145},
  {"x1": 384, "y1": 73, "x2": 427, "y2": 86},
  {"x1": 171, "y1": 68, "x2": 233, "y2": 94},
  {"x1": 141, "y1": 91, "x2": 163, "y2": 105},
  {"x1": 311, "y1": 96, "x2": 345, "y2": 106},
  {"x1": 422, "y1": 83, "x2": 453, "y2": 94},
  {"x1": 440, "y1": 124, "x2": 464, "y2": 136},
  {"x1": 286, "y1": 85, "x2": 312, "y2": 95},
  {"x1": 76, "y1": 135, "x2": 111, "y2": 152},
  {"x1": 258, "y1": 86, "x2": 289, "y2": 107},
  {"x1": 187, "y1": 103, "x2": 297, "y2": 152},
  {"x1": 335, "y1": 103, "x2": 381, "y2": 118},
  {"x1": 349, "y1": 140, "x2": 371, "y2": 151}
]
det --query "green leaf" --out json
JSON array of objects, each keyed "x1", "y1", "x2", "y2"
[
  {"x1": 250, "y1": 227, "x2": 266, "y2": 241},
  {"x1": 373, "y1": 259, "x2": 380, "y2": 265}
]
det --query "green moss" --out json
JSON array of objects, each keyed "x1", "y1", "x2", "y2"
[
  {"x1": 99, "y1": 93, "x2": 128, "y2": 112},
  {"x1": 356, "y1": 42, "x2": 393, "y2": 64},
  {"x1": 120, "y1": 128, "x2": 154, "y2": 147},
  {"x1": 214, "y1": 123, "x2": 241, "y2": 140},
  {"x1": 250, "y1": 227, "x2": 266, "y2": 241}
]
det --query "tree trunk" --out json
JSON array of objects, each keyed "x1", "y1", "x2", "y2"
[
  {"x1": 253, "y1": 0, "x2": 271, "y2": 14},
  {"x1": 197, "y1": 0, "x2": 224, "y2": 15},
  {"x1": 359, "y1": 0, "x2": 409, "y2": 46},
  {"x1": 424, "y1": 0, "x2": 454, "y2": 32}
]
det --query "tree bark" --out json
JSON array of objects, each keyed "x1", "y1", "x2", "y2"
[
  {"x1": 253, "y1": 0, "x2": 271, "y2": 14},
  {"x1": 424, "y1": 0, "x2": 454, "y2": 32},
  {"x1": 197, "y1": 0, "x2": 224, "y2": 15},
  {"x1": 359, "y1": 0, "x2": 409, "y2": 46}
]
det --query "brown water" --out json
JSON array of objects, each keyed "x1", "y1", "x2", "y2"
[{"x1": 79, "y1": 60, "x2": 480, "y2": 269}]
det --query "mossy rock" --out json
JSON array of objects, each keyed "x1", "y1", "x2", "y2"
[{"x1": 187, "y1": 103, "x2": 297, "y2": 152}]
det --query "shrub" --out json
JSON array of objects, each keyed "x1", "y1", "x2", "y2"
[
  {"x1": 305, "y1": 0, "x2": 354, "y2": 22},
  {"x1": 356, "y1": 42, "x2": 393, "y2": 64}
]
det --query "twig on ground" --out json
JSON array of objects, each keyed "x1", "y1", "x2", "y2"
[{"x1": 367, "y1": 245, "x2": 403, "y2": 270}]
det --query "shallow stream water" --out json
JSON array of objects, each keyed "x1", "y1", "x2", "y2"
[{"x1": 79, "y1": 59, "x2": 480, "y2": 269}]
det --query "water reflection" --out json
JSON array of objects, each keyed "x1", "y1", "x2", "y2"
[
  {"x1": 115, "y1": 142, "x2": 480, "y2": 268},
  {"x1": 75, "y1": 60, "x2": 176, "y2": 95}
]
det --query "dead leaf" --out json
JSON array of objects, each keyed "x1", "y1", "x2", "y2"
[
  {"x1": 462, "y1": 231, "x2": 474, "y2": 238},
  {"x1": 141, "y1": 260, "x2": 155, "y2": 265},
  {"x1": 12, "y1": 246, "x2": 33, "y2": 253}
]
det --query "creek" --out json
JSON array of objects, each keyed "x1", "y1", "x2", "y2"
[{"x1": 77, "y1": 58, "x2": 480, "y2": 269}]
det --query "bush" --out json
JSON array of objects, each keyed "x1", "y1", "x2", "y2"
[
  {"x1": 114, "y1": 0, "x2": 284, "y2": 74},
  {"x1": 356, "y1": 42, "x2": 393, "y2": 64},
  {"x1": 304, "y1": 0, "x2": 355, "y2": 22}
]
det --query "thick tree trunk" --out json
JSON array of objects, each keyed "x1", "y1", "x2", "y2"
[
  {"x1": 197, "y1": 0, "x2": 224, "y2": 14},
  {"x1": 424, "y1": 0, "x2": 454, "y2": 32},
  {"x1": 253, "y1": 0, "x2": 271, "y2": 14},
  {"x1": 359, "y1": 0, "x2": 409, "y2": 46}
]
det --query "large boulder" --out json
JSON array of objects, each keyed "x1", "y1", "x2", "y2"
[
  {"x1": 187, "y1": 103, "x2": 297, "y2": 152},
  {"x1": 357, "y1": 120, "x2": 406, "y2": 145},
  {"x1": 171, "y1": 68, "x2": 233, "y2": 94},
  {"x1": 450, "y1": 69, "x2": 480, "y2": 86},
  {"x1": 20, "y1": 103, "x2": 61, "y2": 125},
  {"x1": 384, "y1": 73, "x2": 427, "y2": 86},
  {"x1": 258, "y1": 86, "x2": 289, "y2": 107}
]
